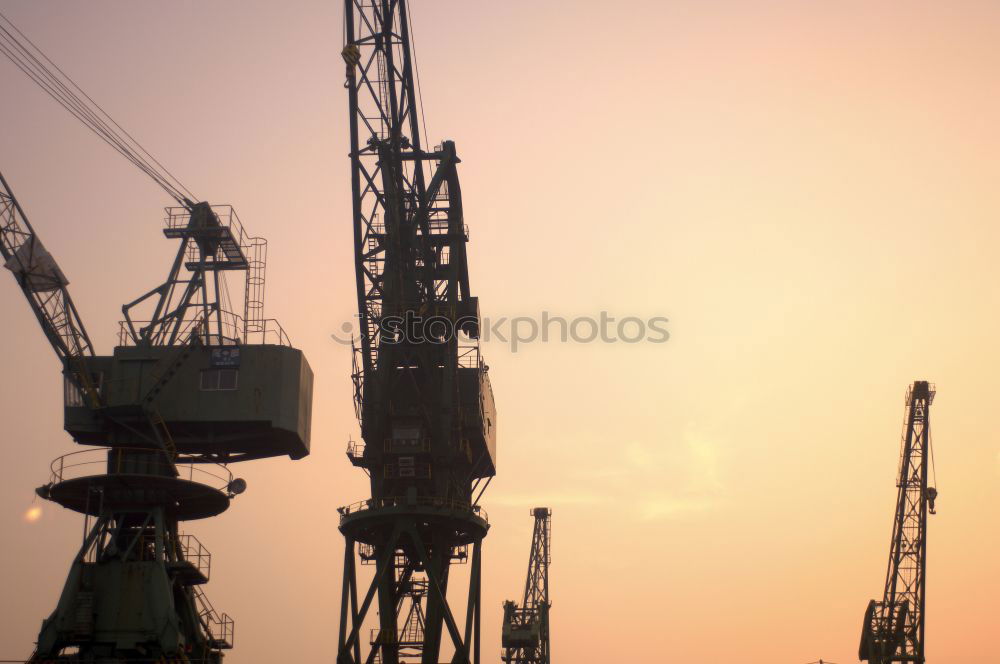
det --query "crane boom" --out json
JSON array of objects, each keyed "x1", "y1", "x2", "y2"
[
  {"x1": 859, "y1": 381, "x2": 938, "y2": 664},
  {"x1": 0, "y1": 171, "x2": 99, "y2": 404}
]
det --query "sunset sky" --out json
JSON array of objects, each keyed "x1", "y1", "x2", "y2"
[{"x1": 1, "y1": 1, "x2": 999, "y2": 662}]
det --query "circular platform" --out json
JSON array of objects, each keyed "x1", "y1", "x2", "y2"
[
  {"x1": 338, "y1": 496, "x2": 489, "y2": 547},
  {"x1": 39, "y1": 448, "x2": 234, "y2": 520}
]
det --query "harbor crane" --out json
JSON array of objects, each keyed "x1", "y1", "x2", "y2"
[
  {"x1": 335, "y1": 1, "x2": 497, "y2": 663},
  {"x1": 859, "y1": 381, "x2": 938, "y2": 664},
  {"x1": 0, "y1": 15, "x2": 312, "y2": 661},
  {"x1": 501, "y1": 508, "x2": 552, "y2": 664}
]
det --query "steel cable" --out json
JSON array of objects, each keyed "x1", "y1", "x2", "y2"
[{"x1": 0, "y1": 10, "x2": 197, "y2": 205}]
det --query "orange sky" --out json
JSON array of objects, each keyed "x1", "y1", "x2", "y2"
[{"x1": 1, "y1": 1, "x2": 999, "y2": 662}]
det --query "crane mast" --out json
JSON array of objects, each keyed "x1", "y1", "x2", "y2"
[
  {"x1": 859, "y1": 381, "x2": 938, "y2": 664},
  {"x1": 337, "y1": 2, "x2": 497, "y2": 663},
  {"x1": 502, "y1": 508, "x2": 552, "y2": 664}
]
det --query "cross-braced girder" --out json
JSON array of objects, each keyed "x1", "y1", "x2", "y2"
[
  {"x1": 339, "y1": 2, "x2": 495, "y2": 662},
  {"x1": 502, "y1": 509, "x2": 551, "y2": 664},
  {"x1": 0, "y1": 171, "x2": 99, "y2": 404},
  {"x1": 337, "y1": 515, "x2": 485, "y2": 664},
  {"x1": 30, "y1": 496, "x2": 232, "y2": 662},
  {"x1": 859, "y1": 382, "x2": 937, "y2": 664}
]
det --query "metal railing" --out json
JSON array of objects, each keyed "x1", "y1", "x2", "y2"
[
  {"x1": 135, "y1": 533, "x2": 212, "y2": 581},
  {"x1": 118, "y1": 312, "x2": 290, "y2": 347},
  {"x1": 165, "y1": 204, "x2": 249, "y2": 251},
  {"x1": 458, "y1": 344, "x2": 484, "y2": 369},
  {"x1": 47, "y1": 448, "x2": 234, "y2": 494},
  {"x1": 346, "y1": 439, "x2": 366, "y2": 460},
  {"x1": 367, "y1": 218, "x2": 469, "y2": 240},
  {"x1": 338, "y1": 495, "x2": 487, "y2": 525},
  {"x1": 193, "y1": 584, "x2": 234, "y2": 649},
  {"x1": 117, "y1": 315, "x2": 208, "y2": 347},
  {"x1": 177, "y1": 533, "x2": 212, "y2": 580}
]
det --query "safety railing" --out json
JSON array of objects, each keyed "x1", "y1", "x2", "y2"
[
  {"x1": 337, "y1": 495, "x2": 487, "y2": 525},
  {"x1": 117, "y1": 315, "x2": 209, "y2": 347},
  {"x1": 193, "y1": 584, "x2": 234, "y2": 649},
  {"x1": 458, "y1": 344, "x2": 484, "y2": 369},
  {"x1": 424, "y1": 218, "x2": 470, "y2": 240},
  {"x1": 346, "y1": 439, "x2": 366, "y2": 462},
  {"x1": 218, "y1": 310, "x2": 290, "y2": 346},
  {"x1": 47, "y1": 448, "x2": 234, "y2": 494},
  {"x1": 367, "y1": 218, "x2": 469, "y2": 240},
  {"x1": 136, "y1": 532, "x2": 212, "y2": 581},
  {"x1": 118, "y1": 312, "x2": 290, "y2": 348},
  {"x1": 165, "y1": 204, "x2": 249, "y2": 250},
  {"x1": 177, "y1": 533, "x2": 212, "y2": 580}
]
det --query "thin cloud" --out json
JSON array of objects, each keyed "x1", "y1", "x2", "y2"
[{"x1": 638, "y1": 495, "x2": 718, "y2": 521}]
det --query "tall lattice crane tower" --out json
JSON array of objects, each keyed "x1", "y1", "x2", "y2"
[
  {"x1": 859, "y1": 381, "x2": 938, "y2": 664},
  {"x1": 502, "y1": 508, "x2": 552, "y2": 664},
  {"x1": 336, "y1": 2, "x2": 497, "y2": 663}
]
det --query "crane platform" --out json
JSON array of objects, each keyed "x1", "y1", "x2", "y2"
[{"x1": 37, "y1": 448, "x2": 236, "y2": 520}]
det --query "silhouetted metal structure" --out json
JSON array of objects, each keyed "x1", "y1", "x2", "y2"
[
  {"x1": 501, "y1": 508, "x2": 551, "y2": 664},
  {"x1": 336, "y1": 2, "x2": 497, "y2": 663},
  {"x1": 1, "y1": 172, "x2": 312, "y2": 662},
  {"x1": 859, "y1": 381, "x2": 938, "y2": 664}
]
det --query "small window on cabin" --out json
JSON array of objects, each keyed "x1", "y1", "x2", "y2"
[
  {"x1": 64, "y1": 372, "x2": 103, "y2": 407},
  {"x1": 200, "y1": 369, "x2": 239, "y2": 391}
]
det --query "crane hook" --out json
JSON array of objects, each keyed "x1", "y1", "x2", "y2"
[{"x1": 342, "y1": 44, "x2": 361, "y2": 88}]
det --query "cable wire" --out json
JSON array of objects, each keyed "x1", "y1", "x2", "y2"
[
  {"x1": 405, "y1": 0, "x2": 430, "y2": 148},
  {"x1": 0, "y1": 10, "x2": 197, "y2": 206}
]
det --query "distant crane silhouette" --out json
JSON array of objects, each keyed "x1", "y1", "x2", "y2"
[{"x1": 859, "y1": 381, "x2": 937, "y2": 664}]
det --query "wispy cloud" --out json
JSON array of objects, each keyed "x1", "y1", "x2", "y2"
[
  {"x1": 500, "y1": 422, "x2": 730, "y2": 521},
  {"x1": 637, "y1": 495, "x2": 717, "y2": 521},
  {"x1": 625, "y1": 422, "x2": 726, "y2": 521}
]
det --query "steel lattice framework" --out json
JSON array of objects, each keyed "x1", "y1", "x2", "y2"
[
  {"x1": 502, "y1": 508, "x2": 552, "y2": 664},
  {"x1": 859, "y1": 381, "x2": 938, "y2": 664},
  {"x1": 337, "y1": 2, "x2": 497, "y2": 664},
  {"x1": 0, "y1": 172, "x2": 98, "y2": 404},
  {"x1": 2, "y1": 168, "x2": 310, "y2": 661},
  {"x1": 2, "y1": 12, "x2": 313, "y2": 658}
]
